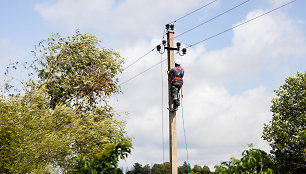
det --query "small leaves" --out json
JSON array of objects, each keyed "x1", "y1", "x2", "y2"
[
  {"x1": 262, "y1": 71, "x2": 306, "y2": 173},
  {"x1": 32, "y1": 31, "x2": 124, "y2": 110}
]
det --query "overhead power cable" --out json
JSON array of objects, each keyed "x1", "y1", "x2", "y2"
[
  {"x1": 120, "y1": 58, "x2": 167, "y2": 85},
  {"x1": 187, "y1": 0, "x2": 297, "y2": 48},
  {"x1": 170, "y1": 0, "x2": 218, "y2": 24},
  {"x1": 123, "y1": 47, "x2": 156, "y2": 70},
  {"x1": 160, "y1": 54, "x2": 165, "y2": 163},
  {"x1": 175, "y1": 0, "x2": 251, "y2": 39},
  {"x1": 123, "y1": 0, "x2": 218, "y2": 71}
]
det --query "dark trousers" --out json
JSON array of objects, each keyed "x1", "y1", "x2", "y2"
[{"x1": 171, "y1": 82, "x2": 182, "y2": 102}]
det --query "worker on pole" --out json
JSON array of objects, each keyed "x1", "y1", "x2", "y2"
[{"x1": 168, "y1": 59, "x2": 184, "y2": 111}]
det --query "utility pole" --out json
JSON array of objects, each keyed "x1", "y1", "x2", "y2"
[
  {"x1": 167, "y1": 27, "x2": 177, "y2": 174},
  {"x1": 156, "y1": 24, "x2": 186, "y2": 174}
]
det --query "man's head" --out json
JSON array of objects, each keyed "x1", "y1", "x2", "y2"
[{"x1": 174, "y1": 59, "x2": 181, "y2": 66}]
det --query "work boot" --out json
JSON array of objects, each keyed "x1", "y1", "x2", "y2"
[
  {"x1": 173, "y1": 105, "x2": 178, "y2": 112},
  {"x1": 173, "y1": 99, "x2": 178, "y2": 112},
  {"x1": 176, "y1": 98, "x2": 180, "y2": 106}
]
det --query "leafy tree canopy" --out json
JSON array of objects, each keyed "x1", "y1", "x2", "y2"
[
  {"x1": 32, "y1": 30, "x2": 124, "y2": 110},
  {"x1": 214, "y1": 144, "x2": 274, "y2": 174},
  {"x1": 262, "y1": 71, "x2": 306, "y2": 173},
  {"x1": 0, "y1": 31, "x2": 131, "y2": 173}
]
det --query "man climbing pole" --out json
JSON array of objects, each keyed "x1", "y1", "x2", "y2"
[{"x1": 168, "y1": 59, "x2": 184, "y2": 111}]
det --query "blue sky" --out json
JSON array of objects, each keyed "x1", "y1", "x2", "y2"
[{"x1": 1, "y1": 0, "x2": 305, "y2": 171}]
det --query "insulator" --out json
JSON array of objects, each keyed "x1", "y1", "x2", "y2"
[
  {"x1": 170, "y1": 24, "x2": 174, "y2": 30},
  {"x1": 162, "y1": 40, "x2": 167, "y2": 46},
  {"x1": 176, "y1": 42, "x2": 181, "y2": 48},
  {"x1": 157, "y1": 45, "x2": 161, "y2": 52},
  {"x1": 165, "y1": 24, "x2": 170, "y2": 30},
  {"x1": 182, "y1": 48, "x2": 187, "y2": 55}
]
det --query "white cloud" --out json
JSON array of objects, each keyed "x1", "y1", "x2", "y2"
[
  {"x1": 114, "y1": 3, "x2": 305, "y2": 170},
  {"x1": 185, "y1": 9, "x2": 305, "y2": 85},
  {"x1": 33, "y1": 0, "x2": 306, "y2": 170},
  {"x1": 35, "y1": 0, "x2": 204, "y2": 46},
  {"x1": 269, "y1": 0, "x2": 293, "y2": 7}
]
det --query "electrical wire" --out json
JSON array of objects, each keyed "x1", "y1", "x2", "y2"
[
  {"x1": 187, "y1": 0, "x2": 297, "y2": 48},
  {"x1": 123, "y1": 47, "x2": 156, "y2": 70},
  {"x1": 120, "y1": 58, "x2": 167, "y2": 85},
  {"x1": 174, "y1": 0, "x2": 251, "y2": 39},
  {"x1": 122, "y1": 0, "x2": 218, "y2": 71},
  {"x1": 160, "y1": 54, "x2": 165, "y2": 163},
  {"x1": 170, "y1": 0, "x2": 218, "y2": 24},
  {"x1": 121, "y1": 0, "x2": 296, "y2": 85}
]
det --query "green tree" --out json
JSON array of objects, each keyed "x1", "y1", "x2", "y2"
[
  {"x1": 0, "y1": 88, "x2": 131, "y2": 173},
  {"x1": 143, "y1": 164, "x2": 151, "y2": 174},
  {"x1": 131, "y1": 163, "x2": 144, "y2": 174},
  {"x1": 202, "y1": 165, "x2": 211, "y2": 174},
  {"x1": 33, "y1": 31, "x2": 123, "y2": 110},
  {"x1": 214, "y1": 144, "x2": 274, "y2": 174},
  {"x1": 178, "y1": 161, "x2": 191, "y2": 174},
  {"x1": 192, "y1": 164, "x2": 211, "y2": 174},
  {"x1": 151, "y1": 162, "x2": 170, "y2": 174},
  {"x1": 262, "y1": 71, "x2": 306, "y2": 174},
  {"x1": 0, "y1": 31, "x2": 131, "y2": 173},
  {"x1": 74, "y1": 140, "x2": 131, "y2": 174},
  {"x1": 0, "y1": 88, "x2": 76, "y2": 173},
  {"x1": 192, "y1": 164, "x2": 203, "y2": 174}
]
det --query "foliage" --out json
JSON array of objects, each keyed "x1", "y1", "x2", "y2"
[
  {"x1": 191, "y1": 164, "x2": 211, "y2": 174},
  {"x1": 0, "y1": 87, "x2": 131, "y2": 173},
  {"x1": 32, "y1": 30, "x2": 124, "y2": 109},
  {"x1": 0, "y1": 88, "x2": 75, "y2": 173},
  {"x1": 127, "y1": 163, "x2": 145, "y2": 174},
  {"x1": 1, "y1": 31, "x2": 131, "y2": 173},
  {"x1": 126, "y1": 162, "x2": 170, "y2": 174},
  {"x1": 214, "y1": 144, "x2": 274, "y2": 174},
  {"x1": 151, "y1": 162, "x2": 170, "y2": 174},
  {"x1": 126, "y1": 162, "x2": 211, "y2": 174},
  {"x1": 262, "y1": 71, "x2": 306, "y2": 173},
  {"x1": 73, "y1": 139, "x2": 131, "y2": 174},
  {"x1": 178, "y1": 161, "x2": 191, "y2": 174}
]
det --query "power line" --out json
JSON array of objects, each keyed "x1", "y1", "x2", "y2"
[
  {"x1": 170, "y1": 0, "x2": 218, "y2": 24},
  {"x1": 123, "y1": 47, "x2": 156, "y2": 70},
  {"x1": 187, "y1": 0, "x2": 297, "y2": 48},
  {"x1": 160, "y1": 54, "x2": 165, "y2": 163},
  {"x1": 120, "y1": 58, "x2": 167, "y2": 85},
  {"x1": 175, "y1": 0, "x2": 251, "y2": 39},
  {"x1": 123, "y1": 1, "x2": 218, "y2": 71}
]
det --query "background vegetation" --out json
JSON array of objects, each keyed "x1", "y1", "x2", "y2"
[{"x1": 0, "y1": 31, "x2": 131, "y2": 173}]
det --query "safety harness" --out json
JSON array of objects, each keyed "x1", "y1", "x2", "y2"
[{"x1": 172, "y1": 66, "x2": 183, "y2": 84}]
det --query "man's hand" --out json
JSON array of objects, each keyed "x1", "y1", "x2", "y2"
[{"x1": 167, "y1": 71, "x2": 169, "y2": 74}]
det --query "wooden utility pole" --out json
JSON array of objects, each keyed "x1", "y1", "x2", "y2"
[{"x1": 167, "y1": 28, "x2": 178, "y2": 174}]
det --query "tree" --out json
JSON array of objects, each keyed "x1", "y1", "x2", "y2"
[
  {"x1": 33, "y1": 30, "x2": 123, "y2": 110},
  {"x1": 178, "y1": 161, "x2": 191, "y2": 174},
  {"x1": 202, "y1": 165, "x2": 211, "y2": 174},
  {"x1": 131, "y1": 163, "x2": 145, "y2": 174},
  {"x1": 0, "y1": 88, "x2": 77, "y2": 173},
  {"x1": 0, "y1": 87, "x2": 131, "y2": 173},
  {"x1": 0, "y1": 31, "x2": 131, "y2": 173},
  {"x1": 262, "y1": 71, "x2": 306, "y2": 174},
  {"x1": 192, "y1": 165, "x2": 203, "y2": 174},
  {"x1": 143, "y1": 164, "x2": 151, "y2": 174},
  {"x1": 214, "y1": 144, "x2": 274, "y2": 174},
  {"x1": 192, "y1": 164, "x2": 211, "y2": 174},
  {"x1": 73, "y1": 140, "x2": 131, "y2": 174},
  {"x1": 151, "y1": 162, "x2": 170, "y2": 174}
]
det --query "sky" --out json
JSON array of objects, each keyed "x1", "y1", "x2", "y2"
[{"x1": 1, "y1": 0, "x2": 305, "y2": 172}]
